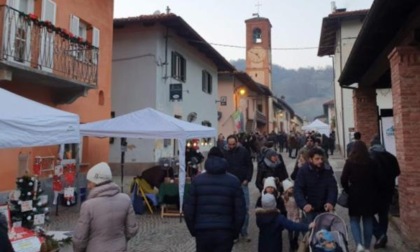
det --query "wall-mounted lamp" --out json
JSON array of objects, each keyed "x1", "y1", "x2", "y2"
[{"x1": 239, "y1": 88, "x2": 246, "y2": 96}]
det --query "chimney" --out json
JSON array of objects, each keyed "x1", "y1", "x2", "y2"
[{"x1": 331, "y1": 1, "x2": 337, "y2": 13}]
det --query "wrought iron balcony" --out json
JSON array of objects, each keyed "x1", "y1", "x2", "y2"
[
  {"x1": 0, "y1": 5, "x2": 99, "y2": 103},
  {"x1": 255, "y1": 110, "x2": 267, "y2": 124}
]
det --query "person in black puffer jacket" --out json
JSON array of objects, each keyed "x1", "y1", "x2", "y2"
[
  {"x1": 183, "y1": 147, "x2": 246, "y2": 252},
  {"x1": 294, "y1": 148, "x2": 338, "y2": 223}
]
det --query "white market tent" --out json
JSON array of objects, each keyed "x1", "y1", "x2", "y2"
[
  {"x1": 0, "y1": 88, "x2": 80, "y2": 148},
  {"x1": 302, "y1": 119, "x2": 330, "y2": 136},
  {"x1": 79, "y1": 107, "x2": 217, "y2": 211}
]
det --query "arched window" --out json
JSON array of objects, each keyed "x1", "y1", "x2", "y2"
[{"x1": 253, "y1": 28, "x2": 262, "y2": 43}]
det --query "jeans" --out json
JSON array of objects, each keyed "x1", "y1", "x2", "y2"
[
  {"x1": 350, "y1": 215, "x2": 373, "y2": 248},
  {"x1": 241, "y1": 184, "x2": 250, "y2": 236},
  {"x1": 373, "y1": 205, "x2": 390, "y2": 240}
]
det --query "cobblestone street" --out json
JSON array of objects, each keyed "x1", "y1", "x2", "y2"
[{"x1": 46, "y1": 152, "x2": 409, "y2": 252}]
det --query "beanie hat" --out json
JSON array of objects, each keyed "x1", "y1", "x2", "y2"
[
  {"x1": 207, "y1": 146, "x2": 224, "y2": 158},
  {"x1": 87, "y1": 162, "x2": 112, "y2": 185},
  {"x1": 282, "y1": 179, "x2": 294, "y2": 192},
  {"x1": 261, "y1": 193, "x2": 277, "y2": 209},
  {"x1": 264, "y1": 149, "x2": 277, "y2": 159},
  {"x1": 263, "y1": 176, "x2": 277, "y2": 191}
]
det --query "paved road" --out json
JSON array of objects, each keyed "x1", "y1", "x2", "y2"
[{"x1": 47, "y1": 151, "x2": 408, "y2": 251}]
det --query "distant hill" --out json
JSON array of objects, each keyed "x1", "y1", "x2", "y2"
[{"x1": 231, "y1": 59, "x2": 333, "y2": 121}]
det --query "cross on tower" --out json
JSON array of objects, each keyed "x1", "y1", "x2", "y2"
[{"x1": 255, "y1": 0, "x2": 262, "y2": 17}]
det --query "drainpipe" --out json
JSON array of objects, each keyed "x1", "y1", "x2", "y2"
[
  {"x1": 330, "y1": 55, "x2": 341, "y2": 152},
  {"x1": 339, "y1": 29, "x2": 347, "y2": 158},
  {"x1": 164, "y1": 27, "x2": 169, "y2": 79}
]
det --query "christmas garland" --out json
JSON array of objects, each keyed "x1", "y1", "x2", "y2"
[
  {"x1": 37, "y1": 227, "x2": 72, "y2": 252},
  {"x1": 17, "y1": 11, "x2": 97, "y2": 49}
]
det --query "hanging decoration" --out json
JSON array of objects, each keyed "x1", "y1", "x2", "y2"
[
  {"x1": 32, "y1": 159, "x2": 41, "y2": 176},
  {"x1": 18, "y1": 11, "x2": 97, "y2": 49},
  {"x1": 63, "y1": 162, "x2": 76, "y2": 185},
  {"x1": 52, "y1": 175, "x2": 62, "y2": 206},
  {"x1": 62, "y1": 161, "x2": 77, "y2": 206}
]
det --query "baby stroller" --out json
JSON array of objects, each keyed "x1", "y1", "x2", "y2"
[{"x1": 309, "y1": 212, "x2": 349, "y2": 252}]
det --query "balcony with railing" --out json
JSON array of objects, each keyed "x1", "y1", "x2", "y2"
[
  {"x1": 255, "y1": 110, "x2": 267, "y2": 125},
  {"x1": 0, "y1": 5, "x2": 99, "y2": 103}
]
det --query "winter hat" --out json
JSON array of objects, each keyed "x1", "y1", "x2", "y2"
[
  {"x1": 282, "y1": 179, "x2": 294, "y2": 192},
  {"x1": 264, "y1": 149, "x2": 277, "y2": 159},
  {"x1": 263, "y1": 176, "x2": 277, "y2": 191},
  {"x1": 207, "y1": 146, "x2": 224, "y2": 158},
  {"x1": 261, "y1": 193, "x2": 277, "y2": 210},
  {"x1": 87, "y1": 162, "x2": 112, "y2": 185}
]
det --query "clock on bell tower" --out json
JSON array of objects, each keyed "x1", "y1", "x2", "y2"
[{"x1": 245, "y1": 17, "x2": 272, "y2": 90}]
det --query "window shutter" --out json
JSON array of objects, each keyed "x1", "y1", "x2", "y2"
[
  {"x1": 92, "y1": 27, "x2": 100, "y2": 48},
  {"x1": 27, "y1": 0, "x2": 34, "y2": 13},
  {"x1": 69, "y1": 15, "x2": 79, "y2": 57},
  {"x1": 42, "y1": 0, "x2": 56, "y2": 24},
  {"x1": 209, "y1": 74, "x2": 212, "y2": 94},
  {"x1": 92, "y1": 27, "x2": 100, "y2": 64},
  {"x1": 171, "y1": 51, "x2": 176, "y2": 77},
  {"x1": 70, "y1": 15, "x2": 79, "y2": 37},
  {"x1": 202, "y1": 71, "x2": 205, "y2": 92},
  {"x1": 7, "y1": 0, "x2": 17, "y2": 9},
  {"x1": 181, "y1": 57, "x2": 186, "y2": 82}
]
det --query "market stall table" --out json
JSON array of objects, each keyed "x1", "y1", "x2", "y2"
[
  {"x1": 9, "y1": 227, "x2": 42, "y2": 252},
  {"x1": 158, "y1": 182, "x2": 191, "y2": 218}
]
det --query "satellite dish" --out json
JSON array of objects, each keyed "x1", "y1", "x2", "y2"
[
  {"x1": 187, "y1": 112, "x2": 197, "y2": 122},
  {"x1": 153, "y1": 10, "x2": 161, "y2": 15}
]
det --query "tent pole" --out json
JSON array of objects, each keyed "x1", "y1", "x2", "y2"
[
  {"x1": 76, "y1": 143, "x2": 81, "y2": 209},
  {"x1": 120, "y1": 138, "x2": 127, "y2": 192},
  {"x1": 121, "y1": 151, "x2": 124, "y2": 192}
]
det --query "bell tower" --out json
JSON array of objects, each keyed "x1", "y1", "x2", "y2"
[{"x1": 245, "y1": 17, "x2": 272, "y2": 89}]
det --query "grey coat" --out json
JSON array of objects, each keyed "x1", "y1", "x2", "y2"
[{"x1": 73, "y1": 182, "x2": 138, "y2": 252}]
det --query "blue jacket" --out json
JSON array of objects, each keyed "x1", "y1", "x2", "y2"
[
  {"x1": 294, "y1": 163, "x2": 338, "y2": 212},
  {"x1": 223, "y1": 145, "x2": 253, "y2": 183},
  {"x1": 256, "y1": 208, "x2": 309, "y2": 252},
  {"x1": 183, "y1": 156, "x2": 245, "y2": 237}
]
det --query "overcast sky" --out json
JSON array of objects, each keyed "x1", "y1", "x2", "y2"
[{"x1": 114, "y1": 0, "x2": 373, "y2": 69}]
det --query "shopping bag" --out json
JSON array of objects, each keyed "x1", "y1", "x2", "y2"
[
  {"x1": 297, "y1": 232, "x2": 310, "y2": 252},
  {"x1": 131, "y1": 182, "x2": 145, "y2": 215},
  {"x1": 337, "y1": 190, "x2": 349, "y2": 208}
]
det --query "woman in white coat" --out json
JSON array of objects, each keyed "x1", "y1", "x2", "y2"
[{"x1": 73, "y1": 162, "x2": 138, "y2": 252}]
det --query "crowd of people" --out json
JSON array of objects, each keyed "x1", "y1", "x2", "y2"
[
  {"x1": 217, "y1": 130, "x2": 336, "y2": 161},
  {"x1": 186, "y1": 130, "x2": 400, "y2": 252},
  {"x1": 0, "y1": 128, "x2": 399, "y2": 252}
]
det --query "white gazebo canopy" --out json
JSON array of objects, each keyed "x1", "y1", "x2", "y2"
[
  {"x1": 302, "y1": 119, "x2": 330, "y2": 136},
  {"x1": 80, "y1": 107, "x2": 217, "y2": 210},
  {"x1": 0, "y1": 88, "x2": 80, "y2": 149}
]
